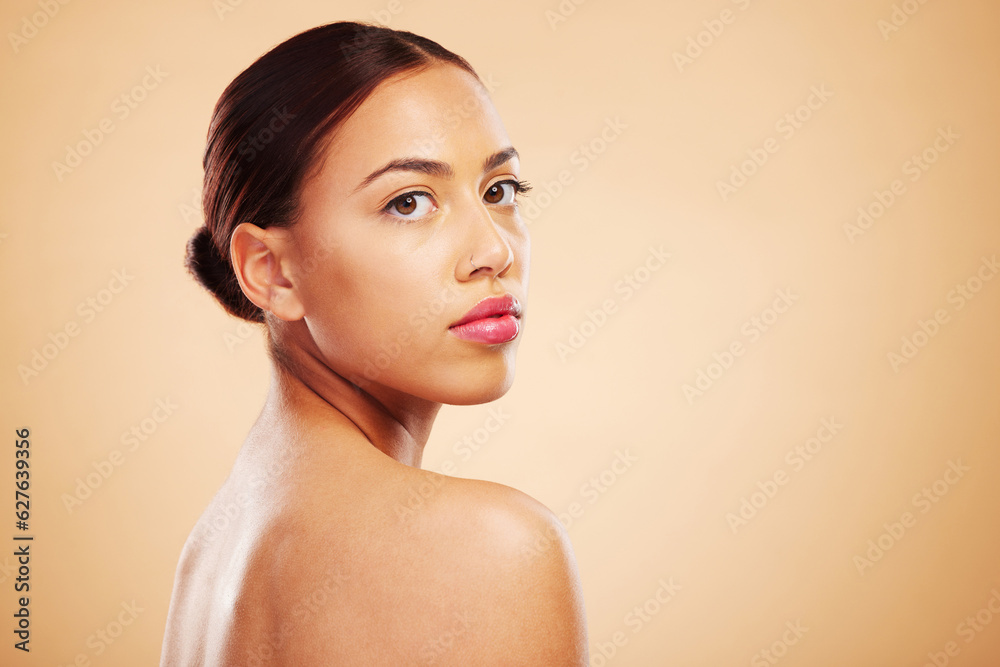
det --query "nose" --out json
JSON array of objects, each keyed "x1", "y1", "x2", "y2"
[{"x1": 457, "y1": 199, "x2": 516, "y2": 281}]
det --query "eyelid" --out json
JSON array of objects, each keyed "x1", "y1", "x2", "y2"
[
  {"x1": 485, "y1": 174, "x2": 518, "y2": 189},
  {"x1": 381, "y1": 186, "x2": 436, "y2": 209}
]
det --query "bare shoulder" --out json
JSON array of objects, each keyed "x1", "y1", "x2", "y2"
[
  {"x1": 442, "y1": 474, "x2": 589, "y2": 665},
  {"x1": 434, "y1": 473, "x2": 583, "y2": 576},
  {"x1": 277, "y1": 465, "x2": 590, "y2": 665},
  {"x1": 392, "y1": 470, "x2": 591, "y2": 665}
]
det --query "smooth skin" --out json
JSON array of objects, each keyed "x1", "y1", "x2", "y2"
[{"x1": 160, "y1": 64, "x2": 589, "y2": 665}]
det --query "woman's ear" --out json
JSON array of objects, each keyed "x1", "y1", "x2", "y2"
[{"x1": 230, "y1": 223, "x2": 305, "y2": 321}]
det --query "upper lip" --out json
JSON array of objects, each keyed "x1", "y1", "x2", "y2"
[{"x1": 449, "y1": 294, "x2": 522, "y2": 328}]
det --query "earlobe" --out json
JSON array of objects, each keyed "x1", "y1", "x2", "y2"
[{"x1": 230, "y1": 223, "x2": 305, "y2": 321}]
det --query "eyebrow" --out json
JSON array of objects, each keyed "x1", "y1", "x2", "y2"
[{"x1": 352, "y1": 146, "x2": 520, "y2": 195}]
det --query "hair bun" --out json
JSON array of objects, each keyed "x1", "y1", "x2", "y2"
[
  {"x1": 183, "y1": 226, "x2": 259, "y2": 321},
  {"x1": 185, "y1": 226, "x2": 225, "y2": 291}
]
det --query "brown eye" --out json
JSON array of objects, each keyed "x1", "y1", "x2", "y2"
[
  {"x1": 486, "y1": 180, "x2": 522, "y2": 205},
  {"x1": 484, "y1": 184, "x2": 505, "y2": 204},
  {"x1": 394, "y1": 195, "x2": 417, "y2": 215},
  {"x1": 384, "y1": 192, "x2": 435, "y2": 219}
]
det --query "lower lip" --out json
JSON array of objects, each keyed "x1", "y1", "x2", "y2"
[{"x1": 449, "y1": 315, "x2": 520, "y2": 344}]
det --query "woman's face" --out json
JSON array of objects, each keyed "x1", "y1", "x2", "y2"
[{"x1": 286, "y1": 63, "x2": 530, "y2": 406}]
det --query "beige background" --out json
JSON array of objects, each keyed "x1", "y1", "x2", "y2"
[{"x1": 2, "y1": 0, "x2": 999, "y2": 665}]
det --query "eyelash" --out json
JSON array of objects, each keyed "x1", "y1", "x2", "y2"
[
  {"x1": 510, "y1": 179, "x2": 533, "y2": 195},
  {"x1": 381, "y1": 179, "x2": 533, "y2": 221}
]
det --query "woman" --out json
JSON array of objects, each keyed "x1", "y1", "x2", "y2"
[{"x1": 160, "y1": 21, "x2": 589, "y2": 666}]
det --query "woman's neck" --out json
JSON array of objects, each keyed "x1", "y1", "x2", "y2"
[{"x1": 251, "y1": 334, "x2": 442, "y2": 468}]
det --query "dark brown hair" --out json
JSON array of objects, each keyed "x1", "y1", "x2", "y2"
[{"x1": 184, "y1": 21, "x2": 479, "y2": 322}]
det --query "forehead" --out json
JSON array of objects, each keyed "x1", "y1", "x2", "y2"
[{"x1": 315, "y1": 64, "x2": 512, "y2": 186}]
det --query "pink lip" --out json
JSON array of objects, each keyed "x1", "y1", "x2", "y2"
[
  {"x1": 450, "y1": 294, "x2": 522, "y2": 328},
  {"x1": 449, "y1": 294, "x2": 522, "y2": 344}
]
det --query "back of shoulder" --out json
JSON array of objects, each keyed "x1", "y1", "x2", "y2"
[
  {"x1": 408, "y1": 475, "x2": 591, "y2": 666},
  {"x1": 443, "y1": 477, "x2": 579, "y2": 573},
  {"x1": 260, "y1": 468, "x2": 590, "y2": 665}
]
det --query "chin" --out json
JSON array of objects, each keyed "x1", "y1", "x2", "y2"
[{"x1": 422, "y1": 363, "x2": 517, "y2": 406}]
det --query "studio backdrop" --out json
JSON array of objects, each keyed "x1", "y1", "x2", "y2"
[{"x1": 2, "y1": 0, "x2": 999, "y2": 665}]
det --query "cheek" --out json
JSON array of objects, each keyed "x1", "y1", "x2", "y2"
[
  {"x1": 292, "y1": 220, "x2": 389, "y2": 322},
  {"x1": 298, "y1": 251, "x2": 452, "y2": 372}
]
